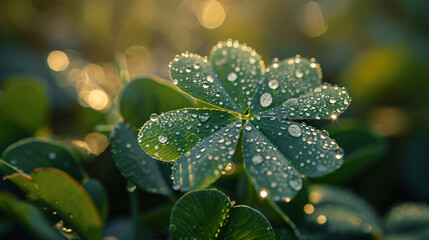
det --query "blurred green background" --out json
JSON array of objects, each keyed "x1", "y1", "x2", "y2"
[{"x1": 1, "y1": 0, "x2": 429, "y2": 238}]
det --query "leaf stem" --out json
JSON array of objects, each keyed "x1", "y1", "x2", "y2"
[
  {"x1": 129, "y1": 189, "x2": 142, "y2": 240},
  {"x1": 265, "y1": 198, "x2": 300, "y2": 239}
]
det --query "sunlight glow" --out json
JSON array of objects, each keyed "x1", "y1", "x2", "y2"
[
  {"x1": 197, "y1": 0, "x2": 226, "y2": 29},
  {"x1": 47, "y1": 50, "x2": 70, "y2": 71}
]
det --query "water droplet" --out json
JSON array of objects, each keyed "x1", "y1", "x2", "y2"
[
  {"x1": 252, "y1": 154, "x2": 263, "y2": 165},
  {"x1": 203, "y1": 84, "x2": 209, "y2": 88},
  {"x1": 268, "y1": 80, "x2": 279, "y2": 90},
  {"x1": 329, "y1": 98, "x2": 337, "y2": 104},
  {"x1": 185, "y1": 67, "x2": 192, "y2": 73},
  {"x1": 249, "y1": 57, "x2": 256, "y2": 64},
  {"x1": 288, "y1": 124, "x2": 302, "y2": 137},
  {"x1": 198, "y1": 113, "x2": 210, "y2": 122},
  {"x1": 48, "y1": 152, "x2": 56, "y2": 159},
  {"x1": 207, "y1": 75, "x2": 214, "y2": 83},
  {"x1": 150, "y1": 113, "x2": 158, "y2": 121},
  {"x1": 173, "y1": 79, "x2": 178, "y2": 85},
  {"x1": 260, "y1": 93, "x2": 273, "y2": 107},
  {"x1": 295, "y1": 70, "x2": 304, "y2": 78},
  {"x1": 126, "y1": 143, "x2": 132, "y2": 148},
  {"x1": 158, "y1": 135, "x2": 167, "y2": 143},
  {"x1": 193, "y1": 63, "x2": 200, "y2": 69},
  {"x1": 289, "y1": 178, "x2": 302, "y2": 191},
  {"x1": 227, "y1": 72, "x2": 238, "y2": 82},
  {"x1": 344, "y1": 99, "x2": 349, "y2": 105},
  {"x1": 245, "y1": 125, "x2": 252, "y2": 131}
]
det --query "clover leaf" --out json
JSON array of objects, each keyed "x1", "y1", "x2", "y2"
[{"x1": 138, "y1": 40, "x2": 351, "y2": 201}]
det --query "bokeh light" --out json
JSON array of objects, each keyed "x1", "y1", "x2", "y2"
[{"x1": 47, "y1": 51, "x2": 70, "y2": 72}]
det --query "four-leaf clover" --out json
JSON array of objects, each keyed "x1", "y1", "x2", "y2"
[{"x1": 138, "y1": 40, "x2": 351, "y2": 201}]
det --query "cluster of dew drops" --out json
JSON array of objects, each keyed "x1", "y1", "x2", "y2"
[
  {"x1": 258, "y1": 55, "x2": 322, "y2": 109},
  {"x1": 169, "y1": 39, "x2": 263, "y2": 109}
]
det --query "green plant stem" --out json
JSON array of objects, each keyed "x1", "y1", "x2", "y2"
[
  {"x1": 265, "y1": 198, "x2": 300, "y2": 239},
  {"x1": 129, "y1": 190, "x2": 142, "y2": 240}
]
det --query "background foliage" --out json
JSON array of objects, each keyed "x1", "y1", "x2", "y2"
[{"x1": 1, "y1": 0, "x2": 429, "y2": 239}]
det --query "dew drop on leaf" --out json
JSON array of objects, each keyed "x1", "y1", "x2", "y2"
[
  {"x1": 295, "y1": 69, "x2": 304, "y2": 78},
  {"x1": 150, "y1": 113, "x2": 158, "y2": 121},
  {"x1": 227, "y1": 72, "x2": 238, "y2": 82},
  {"x1": 158, "y1": 135, "x2": 168, "y2": 144},
  {"x1": 288, "y1": 124, "x2": 302, "y2": 137},
  {"x1": 207, "y1": 75, "x2": 214, "y2": 83},
  {"x1": 268, "y1": 80, "x2": 279, "y2": 90},
  {"x1": 245, "y1": 125, "x2": 252, "y2": 131},
  {"x1": 252, "y1": 154, "x2": 263, "y2": 165},
  {"x1": 198, "y1": 113, "x2": 210, "y2": 122},
  {"x1": 260, "y1": 93, "x2": 273, "y2": 107},
  {"x1": 48, "y1": 152, "x2": 56, "y2": 159}
]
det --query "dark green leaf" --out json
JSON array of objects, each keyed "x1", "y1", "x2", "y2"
[
  {"x1": 300, "y1": 185, "x2": 382, "y2": 240},
  {"x1": 250, "y1": 57, "x2": 322, "y2": 114},
  {"x1": 243, "y1": 122, "x2": 302, "y2": 202},
  {"x1": 1, "y1": 138, "x2": 84, "y2": 181},
  {"x1": 169, "y1": 189, "x2": 274, "y2": 240},
  {"x1": 111, "y1": 122, "x2": 171, "y2": 195},
  {"x1": 83, "y1": 179, "x2": 109, "y2": 224},
  {"x1": 209, "y1": 40, "x2": 265, "y2": 113},
  {"x1": 172, "y1": 120, "x2": 242, "y2": 190},
  {"x1": 257, "y1": 83, "x2": 351, "y2": 120},
  {"x1": 5, "y1": 168, "x2": 103, "y2": 240},
  {"x1": 138, "y1": 109, "x2": 239, "y2": 161},
  {"x1": 0, "y1": 192, "x2": 63, "y2": 240},
  {"x1": 119, "y1": 77, "x2": 195, "y2": 129},
  {"x1": 384, "y1": 203, "x2": 429, "y2": 240},
  {"x1": 242, "y1": 117, "x2": 343, "y2": 201},
  {"x1": 169, "y1": 53, "x2": 239, "y2": 112}
]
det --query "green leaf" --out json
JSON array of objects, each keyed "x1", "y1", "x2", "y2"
[
  {"x1": 0, "y1": 138, "x2": 84, "y2": 181},
  {"x1": 250, "y1": 57, "x2": 322, "y2": 114},
  {"x1": 242, "y1": 117, "x2": 343, "y2": 201},
  {"x1": 169, "y1": 189, "x2": 274, "y2": 240},
  {"x1": 300, "y1": 185, "x2": 382, "y2": 240},
  {"x1": 83, "y1": 179, "x2": 109, "y2": 224},
  {"x1": 5, "y1": 168, "x2": 103, "y2": 240},
  {"x1": 0, "y1": 192, "x2": 63, "y2": 240},
  {"x1": 169, "y1": 53, "x2": 239, "y2": 112},
  {"x1": 243, "y1": 122, "x2": 303, "y2": 202},
  {"x1": 384, "y1": 203, "x2": 429, "y2": 240},
  {"x1": 119, "y1": 77, "x2": 195, "y2": 129},
  {"x1": 172, "y1": 120, "x2": 242, "y2": 190},
  {"x1": 257, "y1": 83, "x2": 351, "y2": 120},
  {"x1": 209, "y1": 40, "x2": 265, "y2": 112},
  {"x1": 138, "y1": 109, "x2": 239, "y2": 161},
  {"x1": 110, "y1": 122, "x2": 171, "y2": 195}
]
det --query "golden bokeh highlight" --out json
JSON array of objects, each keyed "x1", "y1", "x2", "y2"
[
  {"x1": 259, "y1": 189, "x2": 268, "y2": 198},
  {"x1": 309, "y1": 190, "x2": 322, "y2": 203},
  {"x1": 299, "y1": 1, "x2": 328, "y2": 37},
  {"x1": 197, "y1": 0, "x2": 226, "y2": 29},
  {"x1": 304, "y1": 203, "x2": 315, "y2": 214},
  {"x1": 87, "y1": 89, "x2": 110, "y2": 111},
  {"x1": 85, "y1": 132, "x2": 109, "y2": 155},
  {"x1": 47, "y1": 50, "x2": 70, "y2": 71},
  {"x1": 317, "y1": 214, "x2": 327, "y2": 224}
]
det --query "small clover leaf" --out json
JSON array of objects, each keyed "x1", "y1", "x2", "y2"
[{"x1": 139, "y1": 40, "x2": 351, "y2": 201}]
